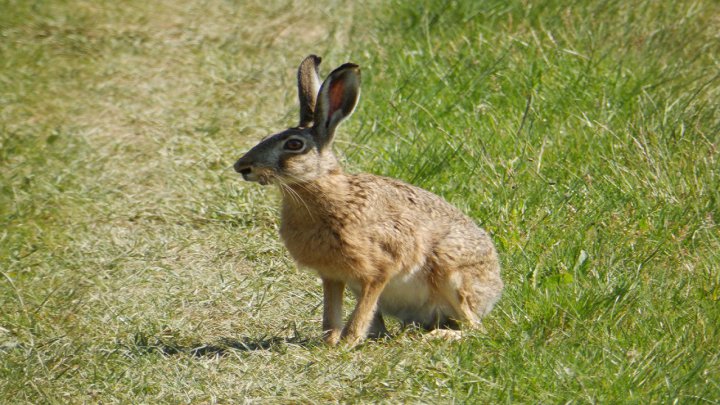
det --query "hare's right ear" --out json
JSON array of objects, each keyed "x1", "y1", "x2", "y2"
[
  {"x1": 298, "y1": 55, "x2": 322, "y2": 128},
  {"x1": 313, "y1": 63, "x2": 360, "y2": 150}
]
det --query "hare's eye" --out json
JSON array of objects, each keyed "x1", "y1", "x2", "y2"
[{"x1": 284, "y1": 139, "x2": 304, "y2": 151}]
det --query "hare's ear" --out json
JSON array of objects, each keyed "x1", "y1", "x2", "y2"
[
  {"x1": 298, "y1": 55, "x2": 322, "y2": 128},
  {"x1": 313, "y1": 63, "x2": 360, "y2": 150}
]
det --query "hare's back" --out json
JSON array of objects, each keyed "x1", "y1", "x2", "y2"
[
  {"x1": 351, "y1": 173, "x2": 477, "y2": 227},
  {"x1": 355, "y1": 173, "x2": 498, "y2": 268}
]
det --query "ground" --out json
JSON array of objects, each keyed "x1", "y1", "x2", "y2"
[{"x1": 1, "y1": 0, "x2": 718, "y2": 402}]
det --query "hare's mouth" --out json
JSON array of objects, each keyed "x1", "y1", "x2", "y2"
[
  {"x1": 239, "y1": 169, "x2": 274, "y2": 186},
  {"x1": 238, "y1": 168, "x2": 252, "y2": 178},
  {"x1": 257, "y1": 175, "x2": 272, "y2": 185}
]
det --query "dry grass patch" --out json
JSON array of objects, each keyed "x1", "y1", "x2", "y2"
[{"x1": 1, "y1": 0, "x2": 383, "y2": 402}]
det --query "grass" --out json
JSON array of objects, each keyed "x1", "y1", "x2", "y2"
[{"x1": 1, "y1": 0, "x2": 718, "y2": 402}]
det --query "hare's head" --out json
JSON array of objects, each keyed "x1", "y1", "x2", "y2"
[{"x1": 234, "y1": 55, "x2": 360, "y2": 185}]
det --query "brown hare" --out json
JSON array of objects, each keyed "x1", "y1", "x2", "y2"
[{"x1": 234, "y1": 55, "x2": 503, "y2": 346}]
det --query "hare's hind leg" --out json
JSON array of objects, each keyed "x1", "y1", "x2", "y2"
[
  {"x1": 432, "y1": 230, "x2": 503, "y2": 331},
  {"x1": 430, "y1": 258, "x2": 502, "y2": 341},
  {"x1": 442, "y1": 267, "x2": 502, "y2": 327},
  {"x1": 425, "y1": 275, "x2": 484, "y2": 342},
  {"x1": 367, "y1": 311, "x2": 389, "y2": 339},
  {"x1": 461, "y1": 266, "x2": 503, "y2": 320}
]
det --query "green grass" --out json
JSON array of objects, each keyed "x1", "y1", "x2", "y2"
[{"x1": 1, "y1": 0, "x2": 718, "y2": 402}]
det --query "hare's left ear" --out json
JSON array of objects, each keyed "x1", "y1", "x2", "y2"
[
  {"x1": 313, "y1": 63, "x2": 360, "y2": 150},
  {"x1": 298, "y1": 55, "x2": 322, "y2": 128}
]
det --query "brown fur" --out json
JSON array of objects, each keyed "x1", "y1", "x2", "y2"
[{"x1": 234, "y1": 55, "x2": 503, "y2": 346}]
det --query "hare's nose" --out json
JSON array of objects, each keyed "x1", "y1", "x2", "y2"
[{"x1": 234, "y1": 158, "x2": 252, "y2": 175}]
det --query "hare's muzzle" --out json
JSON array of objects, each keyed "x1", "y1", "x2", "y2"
[
  {"x1": 234, "y1": 158, "x2": 253, "y2": 179},
  {"x1": 234, "y1": 157, "x2": 272, "y2": 185}
]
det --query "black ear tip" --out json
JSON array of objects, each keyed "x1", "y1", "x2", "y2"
[
  {"x1": 337, "y1": 62, "x2": 359, "y2": 71},
  {"x1": 330, "y1": 63, "x2": 361, "y2": 79},
  {"x1": 304, "y1": 54, "x2": 322, "y2": 66}
]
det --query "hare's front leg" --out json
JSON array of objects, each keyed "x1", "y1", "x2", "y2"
[
  {"x1": 322, "y1": 278, "x2": 344, "y2": 346},
  {"x1": 341, "y1": 279, "x2": 387, "y2": 346}
]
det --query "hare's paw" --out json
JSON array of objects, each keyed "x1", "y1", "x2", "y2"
[
  {"x1": 427, "y1": 329, "x2": 464, "y2": 341},
  {"x1": 323, "y1": 329, "x2": 342, "y2": 346}
]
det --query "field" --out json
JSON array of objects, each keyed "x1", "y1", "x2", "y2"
[{"x1": 1, "y1": 0, "x2": 719, "y2": 402}]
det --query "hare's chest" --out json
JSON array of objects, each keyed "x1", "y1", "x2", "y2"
[{"x1": 279, "y1": 209, "x2": 347, "y2": 274}]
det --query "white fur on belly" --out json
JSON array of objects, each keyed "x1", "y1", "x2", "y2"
[
  {"x1": 345, "y1": 264, "x2": 455, "y2": 327},
  {"x1": 379, "y1": 264, "x2": 450, "y2": 326}
]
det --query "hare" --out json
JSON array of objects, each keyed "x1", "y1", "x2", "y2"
[{"x1": 234, "y1": 55, "x2": 503, "y2": 346}]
